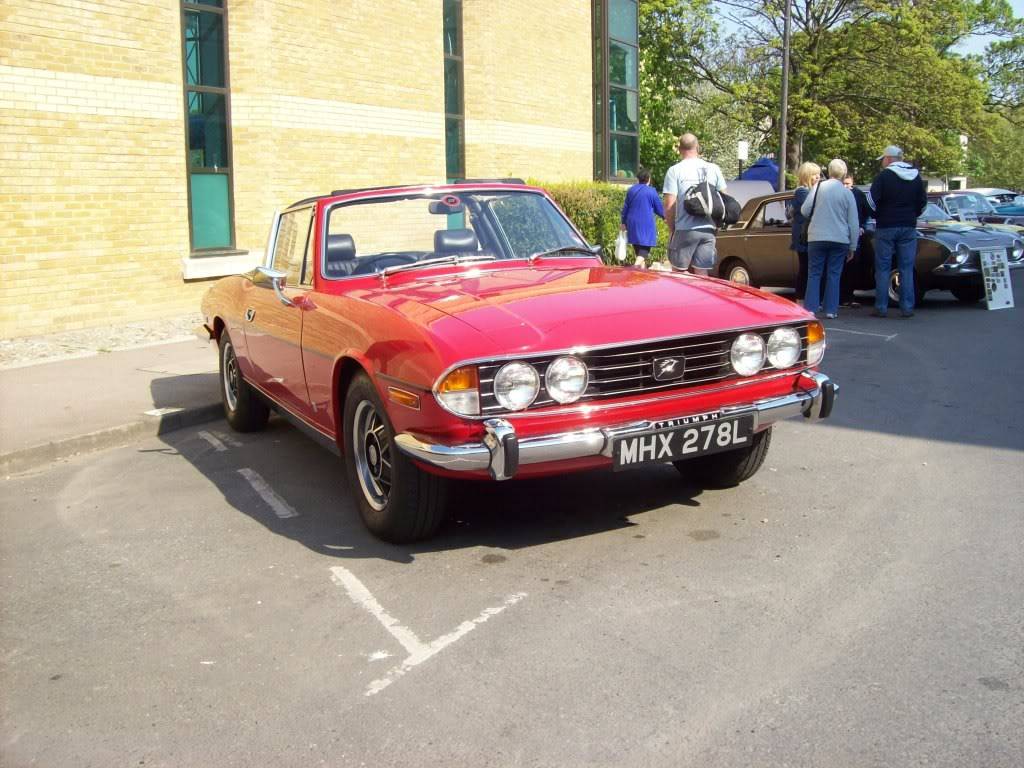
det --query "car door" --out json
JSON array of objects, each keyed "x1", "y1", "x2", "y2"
[
  {"x1": 742, "y1": 198, "x2": 797, "y2": 287},
  {"x1": 242, "y1": 206, "x2": 316, "y2": 416}
]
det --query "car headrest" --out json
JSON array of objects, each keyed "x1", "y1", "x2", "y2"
[
  {"x1": 434, "y1": 228, "x2": 479, "y2": 254},
  {"x1": 326, "y1": 234, "x2": 356, "y2": 264}
]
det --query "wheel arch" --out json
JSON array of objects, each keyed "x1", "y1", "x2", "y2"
[{"x1": 332, "y1": 355, "x2": 372, "y2": 454}]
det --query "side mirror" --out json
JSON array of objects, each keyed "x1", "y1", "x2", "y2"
[
  {"x1": 589, "y1": 244, "x2": 603, "y2": 257},
  {"x1": 256, "y1": 266, "x2": 295, "y2": 307}
]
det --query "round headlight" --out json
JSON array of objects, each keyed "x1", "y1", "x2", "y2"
[
  {"x1": 954, "y1": 242, "x2": 970, "y2": 264},
  {"x1": 1011, "y1": 239, "x2": 1023, "y2": 262},
  {"x1": 767, "y1": 327, "x2": 801, "y2": 369},
  {"x1": 545, "y1": 356, "x2": 589, "y2": 404},
  {"x1": 493, "y1": 362, "x2": 540, "y2": 411},
  {"x1": 730, "y1": 333, "x2": 766, "y2": 377}
]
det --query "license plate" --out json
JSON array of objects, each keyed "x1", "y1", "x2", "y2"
[{"x1": 612, "y1": 415, "x2": 754, "y2": 470}]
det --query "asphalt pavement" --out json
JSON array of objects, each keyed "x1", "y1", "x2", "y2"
[{"x1": 1, "y1": 279, "x2": 1023, "y2": 767}]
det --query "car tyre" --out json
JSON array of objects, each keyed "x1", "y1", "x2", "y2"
[
  {"x1": 722, "y1": 259, "x2": 753, "y2": 286},
  {"x1": 219, "y1": 331, "x2": 270, "y2": 432},
  {"x1": 888, "y1": 269, "x2": 924, "y2": 306},
  {"x1": 343, "y1": 373, "x2": 449, "y2": 543},
  {"x1": 673, "y1": 426, "x2": 772, "y2": 488},
  {"x1": 950, "y1": 285, "x2": 985, "y2": 303}
]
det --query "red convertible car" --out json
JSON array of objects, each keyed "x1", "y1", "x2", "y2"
[{"x1": 201, "y1": 182, "x2": 837, "y2": 542}]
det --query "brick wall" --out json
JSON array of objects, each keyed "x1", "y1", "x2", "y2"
[{"x1": 1, "y1": 0, "x2": 596, "y2": 339}]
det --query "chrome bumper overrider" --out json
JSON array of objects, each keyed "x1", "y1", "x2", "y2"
[{"x1": 394, "y1": 371, "x2": 837, "y2": 481}]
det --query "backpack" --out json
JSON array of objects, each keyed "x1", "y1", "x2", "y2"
[
  {"x1": 683, "y1": 167, "x2": 726, "y2": 223},
  {"x1": 721, "y1": 192, "x2": 741, "y2": 225}
]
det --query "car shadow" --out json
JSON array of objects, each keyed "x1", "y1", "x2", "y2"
[{"x1": 153, "y1": 415, "x2": 706, "y2": 564}]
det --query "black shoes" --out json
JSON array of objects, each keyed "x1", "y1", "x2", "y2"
[{"x1": 871, "y1": 309, "x2": 888, "y2": 318}]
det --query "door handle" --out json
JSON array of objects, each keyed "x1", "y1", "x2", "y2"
[{"x1": 245, "y1": 308, "x2": 256, "y2": 322}]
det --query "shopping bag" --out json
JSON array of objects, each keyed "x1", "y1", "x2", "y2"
[{"x1": 615, "y1": 231, "x2": 628, "y2": 262}]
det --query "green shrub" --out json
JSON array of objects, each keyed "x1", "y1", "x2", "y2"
[{"x1": 532, "y1": 179, "x2": 670, "y2": 265}]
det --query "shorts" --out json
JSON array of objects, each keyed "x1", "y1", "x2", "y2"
[{"x1": 668, "y1": 229, "x2": 717, "y2": 270}]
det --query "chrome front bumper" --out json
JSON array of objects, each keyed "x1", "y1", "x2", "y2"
[{"x1": 395, "y1": 371, "x2": 837, "y2": 481}]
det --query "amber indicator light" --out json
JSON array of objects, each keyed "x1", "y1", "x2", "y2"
[
  {"x1": 438, "y1": 366, "x2": 479, "y2": 392},
  {"x1": 387, "y1": 387, "x2": 421, "y2": 410},
  {"x1": 806, "y1": 321, "x2": 825, "y2": 346}
]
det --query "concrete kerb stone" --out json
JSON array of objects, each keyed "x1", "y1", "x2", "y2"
[{"x1": 1, "y1": 404, "x2": 224, "y2": 476}]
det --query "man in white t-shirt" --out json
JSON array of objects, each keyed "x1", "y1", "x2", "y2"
[{"x1": 662, "y1": 133, "x2": 728, "y2": 276}]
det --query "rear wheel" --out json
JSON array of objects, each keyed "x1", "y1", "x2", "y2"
[
  {"x1": 951, "y1": 284, "x2": 984, "y2": 303},
  {"x1": 219, "y1": 331, "x2": 269, "y2": 432},
  {"x1": 722, "y1": 259, "x2": 753, "y2": 286},
  {"x1": 673, "y1": 427, "x2": 772, "y2": 488},
  {"x1": 342, "y1": 373, "x2": 449, "y2": 543}
]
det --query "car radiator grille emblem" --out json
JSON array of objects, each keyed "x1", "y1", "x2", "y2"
[{"x1": 652, "y1": 355, "x2": 685, "y2": 382}]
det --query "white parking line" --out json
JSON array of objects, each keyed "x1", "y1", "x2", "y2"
[
  {"x1": 237, "y1": 468, "x2": 299, "y2": 519},
  {"x1": 330, "y1": 565, "x2": 527, "y2": 696},
  {"x1": 214, "y1": 431, "x2": 243, "y2": 448},
  {"x1": 826, "y1": 327, "x2": 898, "y2": 342},
  {"x1": 198, "y1": 431, "x2": 228, "y2": 452}
]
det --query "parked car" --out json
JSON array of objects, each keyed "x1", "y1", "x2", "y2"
[
  {"x1": 201, "y1": 182, "x2": 837, "y2": 543},
  {"x1": 716, "y1": 192, "x2": 1023, "y2": 305},
  {"x1": 968, "y1": 187, "x2": 1019, "y2": 205},
  {"x1": 928, "y1": 190, "x2": 1024, "y2": 226}
]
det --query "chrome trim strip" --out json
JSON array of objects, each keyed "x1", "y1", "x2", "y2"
[{"x1": 397, "y1": 372, "x2": 835, "y2": 476}]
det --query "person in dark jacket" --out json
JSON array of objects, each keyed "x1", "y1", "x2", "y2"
[
  {"x1": 868, "y1": 145, "x2": 928, "y2": 317},
  {"x1": 840, "y1": 174, "x2": 871, "y2": 307},
  {"x1": 620, "y1": 168, "x2": 665, "y2": 267},
  {"x1": 789, "y1": 162, "x2": 821, "y2": 305}
]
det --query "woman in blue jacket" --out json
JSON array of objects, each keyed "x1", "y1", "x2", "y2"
[{"x1": 621, "y1": 168, "x2": 665, "y2": 266}]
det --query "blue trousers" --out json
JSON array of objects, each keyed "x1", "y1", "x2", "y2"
[
  {"x1": 806, "y1": 241, "x2": 848, "y2": 316},
  {"x1": 874, "y1": 226, "x2": 918, "y2": 313}
]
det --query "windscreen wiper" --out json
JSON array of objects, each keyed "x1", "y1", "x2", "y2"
[
  {"x1": 526, "y1": 245, "x2": 601, "y2": 263},
  {"x1": 381, "y1": 253, "x2": 497, "y2": 278}
]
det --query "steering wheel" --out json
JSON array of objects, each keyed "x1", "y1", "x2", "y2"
[{"x1": 350, "y1": 253, "x2": 421, "y2": 275}]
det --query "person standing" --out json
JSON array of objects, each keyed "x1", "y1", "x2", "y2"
[
  {"x1": 801, "y1": 159, "x2": 860, "y2": 319},
  {"x1": 868, "y1": 145, "x2": 928, "y2": 317},
  {"x1": 662, "y1": 133, "x2": 728, "y2": 276},
  {"x1": 789, "y1": 162, "x2": 821, "y2": 306},
  {"x1": 840, "y1": 173, "x2": 871, "y2": 307},
  {"x1": 620, "y1": 167, "x2": 664, "y2": 267}
]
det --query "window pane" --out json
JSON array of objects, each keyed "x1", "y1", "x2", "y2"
[
  {"x1": 609, "y1": 0, "x2": 637, "y2": 43},
  {"x1": 609, "y1": 88, "x2": 637, "y2": 133},
  {"x1": 188, "y1": 91, "x2": 229, "y2": 168},
  {"x1": 189, "y1": 0, "x2": 223, "y2": 6},
  {"x1": 190, "y1": 173, "x2": 231, "y2": 248},
  {"x1": 609, "y1": 41, "x2": 637, "y2": 88},
  {"x1": 610, "y1": 134, "x2": 638, "y2": 179},
  {"x1": 184, "y1": 10, "x2": 224, "y2": 87},
  {"x1": 272, "y1": 208, "x2": 313, "y2": 285},
  {"x1": 444, "y1": 58, "x2": 461, "y2": 115},
  {"x1": 445, "y1": 117, "x2": 463, "y2": 178},
  {"x1": 443, "y1": 0, "x2": 461, "y2": 56}
]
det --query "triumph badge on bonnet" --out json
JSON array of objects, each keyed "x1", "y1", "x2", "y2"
[{"x1": 652, "y1": 355, "x2": 686, "y2": 382}]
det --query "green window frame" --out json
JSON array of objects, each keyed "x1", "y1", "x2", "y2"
[
  {"x1": 443, "y1": 0, "x2": 465, "y2": 181},
  {"x1": 181, "y1": 0, "x2": 236, "y2": 252},
  {"x1": 593, "y1": 0, "x2": 639, "y2": 182}
]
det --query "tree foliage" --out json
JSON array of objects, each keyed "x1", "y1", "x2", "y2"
[{"x1": 637, "y1": 0, "x2": 1024, "y2": 187}]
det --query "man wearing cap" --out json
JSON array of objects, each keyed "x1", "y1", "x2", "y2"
[{"x1": 867, "y1": 145, "x2": 928, "y2": 317}]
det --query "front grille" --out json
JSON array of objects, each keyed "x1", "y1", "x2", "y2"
[{"x1": 477, "y1": 323, "x2": 809, "y2": 415}]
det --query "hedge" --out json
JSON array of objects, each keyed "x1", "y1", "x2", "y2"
[{"x1": 535, "y1": 180, "x2": 671, "y2": 265}]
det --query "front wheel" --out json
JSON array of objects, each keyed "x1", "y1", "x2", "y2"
[
  {"x1": 342, "y1": 373, "x2": 449, "y2": 543},
  {"x1": 673, "y1": 427, "x2": 772, "y2": 488},
  {"x1": 722, "y1": 259, "x2": 753, "y2": 286},
  {"x1": 888, "y1": 269, "x2": 924, "y2": 306},
  {"x1": 951, "y1": 284, "x2": 984, "y2": 303},
  {"x1": 219, "y1": 331, "x2": 269, "y2": 432}
]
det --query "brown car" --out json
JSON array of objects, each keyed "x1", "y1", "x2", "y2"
[{"x1": 715, "y1": 191, "x2": 1023, "y2": 304}]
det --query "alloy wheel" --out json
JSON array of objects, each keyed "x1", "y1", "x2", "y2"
[
  {"x1": 352, "y1": 400, "x2": 393, "y2": 511},
  {"x1": 222, "y1": 340, "x2": 239, "y2": 412}
]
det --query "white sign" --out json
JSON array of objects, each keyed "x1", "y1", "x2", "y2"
[
  {"x1": 979, "y1": 248, "x2": 1014, "y2": 310},
  {"x1": 737, "y1": 140, "x2": 749, "y2": 161}
]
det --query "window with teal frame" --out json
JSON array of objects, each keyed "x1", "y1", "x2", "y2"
[
  {"x1": 593, "y1": 0, "x2": 639, "y2": 181},
  {"x1": 182, "y1": 0, "x2": 235, "y2": 251},
  {"x1": 443, "y1": 0, "x2": 465, "y2": 181}
]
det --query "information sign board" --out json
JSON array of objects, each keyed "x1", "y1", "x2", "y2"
[{"x1": 979, "y1": 248, "x2": 1014, "y2": 310}]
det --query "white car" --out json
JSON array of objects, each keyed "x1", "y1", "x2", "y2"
[{"x1": 969, "y1": 187, "x2": 1018, "y2": 205}]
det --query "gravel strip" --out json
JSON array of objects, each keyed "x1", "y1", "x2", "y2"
[{"x1": 0, "y1": 313, "x2": 206, "y2": 369}]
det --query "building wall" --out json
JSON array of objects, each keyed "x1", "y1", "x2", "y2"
[
  {"x1": 1, "y1": 1, "x2": 596, "y2": 339},
  {"x1": 462, "y1": 0, "x2": 593, "y2": 182}
]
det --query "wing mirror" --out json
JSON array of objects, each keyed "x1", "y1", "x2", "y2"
[{"x1": 256, "y1": 266, "x2": 295, "y2": 307}]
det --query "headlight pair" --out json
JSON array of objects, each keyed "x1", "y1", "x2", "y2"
[
  {"x1": 437, "y1": 356, "x2": 588, "y2": 416},
  {"x1": 730, "y1": 324, "x2": 822, "y2": 377}
]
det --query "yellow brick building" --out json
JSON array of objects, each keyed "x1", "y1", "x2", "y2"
[{"x1": 0, "y1": 0, "x2": 639, "y2": 338}]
